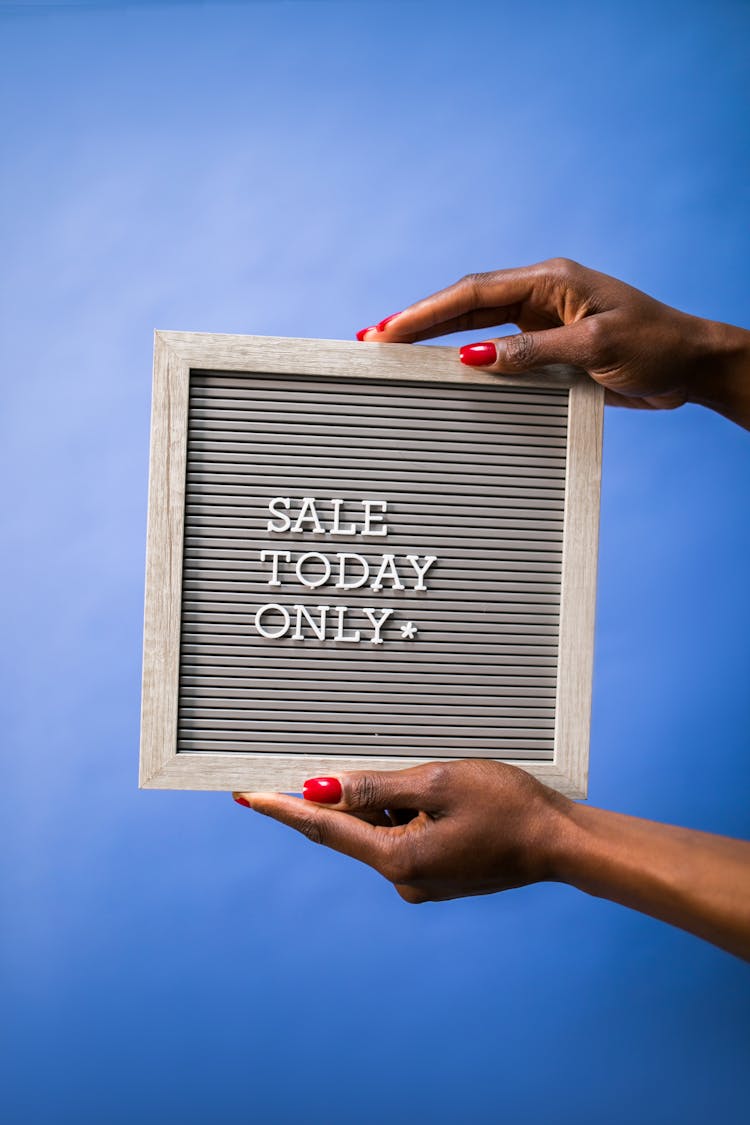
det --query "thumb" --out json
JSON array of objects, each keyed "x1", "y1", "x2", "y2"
[
  {"x1": 303, "y1": 764, "x2": 440, "y2": 814},
  {"x1": 460, "y1": 319, "x2": 600, "y2": 375}
]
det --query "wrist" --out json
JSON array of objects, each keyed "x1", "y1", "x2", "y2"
[
  {"x1": 542, "y1": 799, "x2": 608, "y2": 888},
  {"x1": 528, "y1": 789, "x2": 585, "y2": 884},
  {"x1": 684, "y1": 315, "x2": 750, "y2": 428}
]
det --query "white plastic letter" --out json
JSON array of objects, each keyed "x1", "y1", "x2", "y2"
[
  {"x1": 267, "y1": 497, "x2": 291, "y2": 534},
  {"x1": 259, "y1": 550, "x2": 291, "y2": 586},
  {"x1": 330, "y1": 499, "x2": 357, "y2": 536},
  {"x1": 336, "y1": 552, "x2": 370, "y2": 590},
  {"x1": 255, "y1": 603, "x2": 290, "y2": 639},
  {"x1": 362, "y1": 607, "x2": 393, "y2": 645},
  {"x1": 370, "y1": 553, "x2": 404, "y2": 592},
  {"x1": 332, "y1": 605, "x2": 360, "y2": 643},
  {"x1": 292, "y1": 496, "x2": 324, "y2": 535},
  {"x1": 296, "y1": 551, "x2": 332, "y2": 589},
  {"x1": 405, "y1": 554, "x2": 438, "y2": 591},
  {"x1": 292, "y1": 604, "x2": 329, "y2": 641},
  {"x1": 362, "y1": 499, "x2": 388, "y2": 536}
]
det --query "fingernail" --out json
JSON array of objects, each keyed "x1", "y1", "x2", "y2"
[
  {"x1": 356, "y1": 326, "x2": 378, "y2": 342},
  {"x1": 233, "y1": 794, "x2": 251, "y2": 808},
  {"x1": 376, "y1": 312, "x2": 402, "y2": 332},
  {"x1": 303, "y1": 777, "x2": 342, "y2": 804},
  {"x1": 459, "y1": 342, "x2": 497, "y2": 367}
]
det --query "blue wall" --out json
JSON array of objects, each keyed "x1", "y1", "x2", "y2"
[{"x1": 1, "y1": 2, "x2": 749, "y2": 1122}]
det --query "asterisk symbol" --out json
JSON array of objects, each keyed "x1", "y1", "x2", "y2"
[{"x1": 400, "y1": 621, "x2": 417, "y2": 640}]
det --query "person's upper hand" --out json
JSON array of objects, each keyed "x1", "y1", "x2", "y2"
[{"x1": 357, "y1": 258, "x2": 750, "y2": 428}]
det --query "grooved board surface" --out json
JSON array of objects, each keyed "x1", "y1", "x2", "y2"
[{"x1": 177, "y1": 371, "x2": 569, "y2": 758}]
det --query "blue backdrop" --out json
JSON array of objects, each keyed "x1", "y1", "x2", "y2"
[{"x1": 1, "y1": 2, "x2": 749, "y2": 1123}]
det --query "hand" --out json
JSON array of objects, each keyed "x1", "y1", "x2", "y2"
[
  {"x1": 234, "y1": 760, "x2": 572, "y2": 903},
  {"x1": 234, "y1": 760, "x2": 750, "y2": 958},
  {"x1": 358, "y1": 258, "x2": 750, "y2": 428}
]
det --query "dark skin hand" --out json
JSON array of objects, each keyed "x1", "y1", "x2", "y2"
[
  {"x1": 234, "y1": 261, "x2": 750, "y2": 959},
  {"x1": 235, "y1": 761, "x2": 750, "y2": 962},
  {"x1": 359, "y1": 258, "x2": 750, "y2": 428}
]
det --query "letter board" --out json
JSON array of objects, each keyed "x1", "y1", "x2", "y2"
[{"x1": 139, "y1": 332, "x2": 603, "y2": 797}]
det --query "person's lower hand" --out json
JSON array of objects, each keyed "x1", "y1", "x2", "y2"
[
  {"x1": 357, "y1": 258, "x2": 750, "y2": 427},
  {"x1": 233, "y1": 760, "x2": 750, "y2": 957},
  {"x1": 233, "y1": 760, "x2": 573, "y2": 903}
]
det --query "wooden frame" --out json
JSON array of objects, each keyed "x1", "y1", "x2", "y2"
[{"x1": 139, "y1": 331, "x2": 603, "y2": 797}]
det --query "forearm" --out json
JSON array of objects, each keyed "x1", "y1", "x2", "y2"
[
  {"x1": 687, "y1": 316, "x2": 750, "y2": 430},
  {"x1": 550, "y1": 802, "x2": 750, "y2": 960}
]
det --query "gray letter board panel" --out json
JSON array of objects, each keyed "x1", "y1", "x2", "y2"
[{"x1": 179, "y1": 369, "x2": 568, "y2": 759}]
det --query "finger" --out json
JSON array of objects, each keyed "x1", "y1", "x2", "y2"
[
  {"x1": 360, "y1": 267, "x2": 545, "y2": 344},
  {"x1": 305, "y1": 764, "x2": 445, "y2": 815},
  {"x1": 459, "y1": 319, "x2": 601, "y2": 375},
  {"x1": 362, "y1": 305, "x2": 522, "y2": 344},
  {"x1": 604, "y1": 388, "x2": 656, "y2": 409},
  {"x1": 233, "y1": 791, "x2": 393, "y2": 869}
]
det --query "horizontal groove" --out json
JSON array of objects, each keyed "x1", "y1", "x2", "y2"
[
  {"x1": 177, "y1": 717, "x2": 554, "y2": 736},
  {"x1": 187, "y1": 573, "x2": 562, "y2": 591},
  {"x1": 174, "y1": 733, "x2": 550, "y2": 751},
  {"x1": 186, "y1": 467, "x2": 567, "y2": 493},
  {"x1": 190, "y1": 374, "x2": 569, "y2": 409},
  {"x1": 179, "y1": 598, "x2": 557, "y2": 616},
  {"x1": 188, "y1": 420, "x2": 569, "y2": 447},
  {"x1": 188, "y1": 417, "x2": 566, "y2": 442},
  {"x1": 188, "y1": 420, "x2": 568, "y2": 448},
  {"x1": 179, "y1": 630, "x2": 557, "y2": 648},
  {"x1": 190, "y1": 372, "x2": 570, "y2": 400},
  {"x1": 180, "y1": 664, "x2": 557, "y2": 681},
  {"x1": 184, "y1": 524, "x2": 563, "y2": 543},
  {"x1": 182, "y1": 611, "x2": 559, "y2": 630},
  {"x1": 183, "y1": 528, "x2": 562, "y2": 547},
  {"x1": 176, "y1": 725, "x2": 554, "y2": 743},
  {"x1": 188, "y1": 405, "x2": 568, "y2": 429},
  {"x1": 182, "y1": 624, "x2": 561, "y2": 644},
  {"x1": 185, "y1": 578, "x2": 558, "y2": 602},
  {"x1": 190, "y1": 395, "x2": 570, "y2": 423},
  {"x1": 184, "y1": 585, "x2": 562, "y2": 603},
  {"x1": 188, "y1": 391, "x2": 570, "y2": 415},
  {"x1": 189, "y1": 409, "x2": 568, "y2": 428},
  {"x1": 182, "y1": 565, "x2": 561, "y2": 585},
  {"x1": 179, "y1": 662, "x2": 556, "y2": 680},
  {"x1": 183, "y1": 542, "x2": 562, "y2": 560},
  {"x1": 179, "y1": 675, "x2": 556, "y2": 693},
  {"x1": 184, "y1": 529, "x2": 563, "y2": 551},
  {"x1": 179, "y1": 705, "x2": 554, "y2": 722},
  {"x1": 187, "y1": 484, "x2": 565, "y2": 505},
  {"x1": 183, "y1": 578, "x2": 561, "y2": 595},
  {"x1": 182, "y1": 571, "x2": 566, "y2": 589},
  {"x1": 187, "y1": 448, "x2": 566, "y2": 480},
  {"x1": 176, "y1": 741, "x2": 554, "y2": 760},
  {"x1": 188, "y1": 429, "x2": 568, "y2": 455},
  {"x1": 179, "y1": 692, "x2": 555, "y2": 711},
  {"x1": 179, "y1": 612, "x2": 557, "y2": 630},
  {"x1": 184, "y1": 508, "x2": 564, "y2": 533},
  {"x1": 180, "y1": 649, "x2": 557, "y2": 667},
  {"x1": 183, "y1": 545, "x2": 562, "y2": 565},
  {"x1": 185, "y1": 489, "x2": 565, "y2": 513},
  {"x1": 181, "y1": 640, "x2": 557, "y2": 658}
]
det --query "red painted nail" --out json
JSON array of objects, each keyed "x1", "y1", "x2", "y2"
[
  {"x1": 303, "y1": 777, "x2": 342, "y2": 804},
  {"x1": 459, "y1": 342, "x2": 497, "y2": 367},
  {"x1": 356, "y1": 326, "x2": 377, "y2": 342},
  {"x1": 233, "y1": 795, "x2": 251, "y2": 808},
  {"x1": 376, "y1": 312, "x2": 402, "y2": 332}
]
